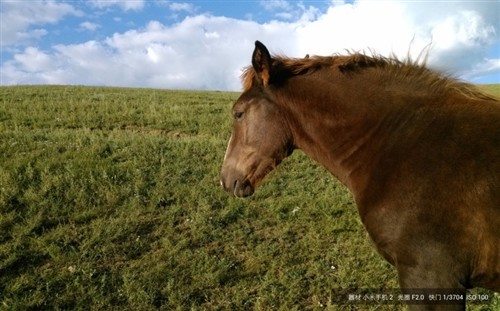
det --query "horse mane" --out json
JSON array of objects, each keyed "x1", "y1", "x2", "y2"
[{"x1": 241, "y1": 52, "x2": 497, "y2": 101}]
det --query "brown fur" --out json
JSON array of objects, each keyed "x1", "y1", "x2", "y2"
[{"x1": 222, "y1": 41, "x2": 500, "y2": 310}]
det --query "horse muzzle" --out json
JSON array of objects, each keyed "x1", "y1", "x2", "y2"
[{"x1": 220, "y1": 172, "x2": 255, "y2": 198}]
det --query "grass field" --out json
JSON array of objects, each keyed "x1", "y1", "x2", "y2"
[{"x1": 1, "y1": 85, "x2": 498, "y2": 310}]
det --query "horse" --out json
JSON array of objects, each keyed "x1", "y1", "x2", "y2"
[{"x1": 220, "y1": 41, "x2": 500, "y2": 310}]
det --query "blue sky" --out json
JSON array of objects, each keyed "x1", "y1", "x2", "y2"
[{"x1": 1, "y1": 0, "x2": 499, "y2": 90}]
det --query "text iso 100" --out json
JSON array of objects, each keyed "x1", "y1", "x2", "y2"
[{"x1": 466, "y1": 293, "x2": 490, "y2": 303}]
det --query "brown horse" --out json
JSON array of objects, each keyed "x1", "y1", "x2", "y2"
[{"x1": 220, "y1": 41, "x2": 500, "y2": 310}]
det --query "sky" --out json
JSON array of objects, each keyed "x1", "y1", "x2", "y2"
[{"x1": 1, "y1": 0, "x2": 499, "y2": 91}]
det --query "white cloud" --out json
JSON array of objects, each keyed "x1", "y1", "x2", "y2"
[
  {"x1": 0, "y1": 0, "x2": 81, "y2": 46},
  {"x1": 260, "y1": 0, "x2": 292, "y2": 11},
  {"x1": 296, "y1": 1, "x2": 416, "y2": 56},
  {"x1": 88, "y1": 0, "x2": 145, "y2": 11},
  {"x1": 431, "y1": 11, "x2": 495, "y2": 49},
  {"x1": 169, "y1": 2, "x2": 196, "y2": 13},
  {"x1": 275, "y1": 12, "x2": 294, "y2": 20},
  {"x1": 1, "y1": 16, "x2": 294, "y2": 90},
  {"x1": 79, "y1": 21, "x2": 101, "y2": 32},
  {"x1": 293, "y1": 0, "x2": 499, "y2": 80},
  {"x1": 13, "y1": 47, "x2": 53, "y2": 72},
  {"x1": 462, "y1": 58, "x2": 500, "y2": 81},
  {"x1": 1, "y1": 1, "x2": 498, "y2": 89},
  {"x1": 259, "y1": 0, "x2": 319, "y2": 22}
]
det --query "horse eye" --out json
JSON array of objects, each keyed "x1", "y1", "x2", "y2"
[{"x1": 233, "y1": 111, "x2": 244, "y2": 120}]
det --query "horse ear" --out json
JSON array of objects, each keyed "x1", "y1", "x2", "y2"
[{"x1": 252, "y1": 41, "x2": 272, "y2": 87}]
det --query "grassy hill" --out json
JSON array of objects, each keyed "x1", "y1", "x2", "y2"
[
  {"x1": 1, "y1": 85, "x2": 498, "y2": 310},
  {"x1": 482, "y1": 84, "x2": 500, "y2": 95}
]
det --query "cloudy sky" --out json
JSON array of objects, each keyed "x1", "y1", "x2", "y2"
[{"x1": 1, "y1": 0, "x2": 499, "y2": 91}]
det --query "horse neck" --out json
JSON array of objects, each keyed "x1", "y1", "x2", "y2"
[{"x1": 277, "y1": 73, "x2": 415, "y2": 195}]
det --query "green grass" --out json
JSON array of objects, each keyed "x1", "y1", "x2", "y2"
[
  {"x1": 1, "y1": 85, "x2": 498, "y2": 310},
  {"x1": 481, "y1": 84, "x2": 500, "y2": 95}
]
